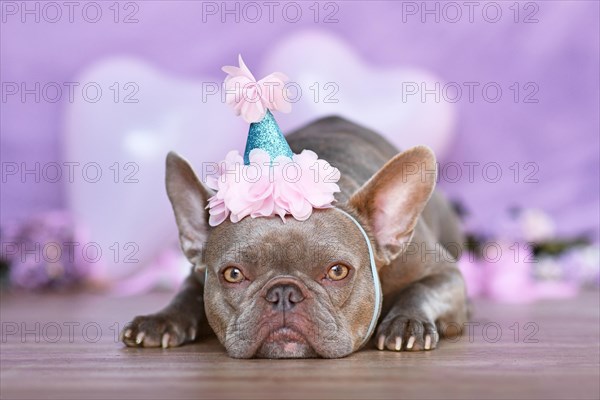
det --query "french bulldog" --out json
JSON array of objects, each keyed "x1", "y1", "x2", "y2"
[{"x1": 122, "y1": 116, "x2": 468, "y2": 358}]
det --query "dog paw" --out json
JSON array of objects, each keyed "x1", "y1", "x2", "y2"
[
  {"x1": 375, "y1": 315, "x2": 439, "y2": 352},
  {"x1": 121, "y1": 313, "x2": 198, "y2": 349}
]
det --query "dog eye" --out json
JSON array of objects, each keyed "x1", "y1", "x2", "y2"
[
  {"x1": 223, "y1": 266, "x2": 245, "y2": 283},
  {"x1": 326, "y1": 264, "x2": 349, "y2": 281}
]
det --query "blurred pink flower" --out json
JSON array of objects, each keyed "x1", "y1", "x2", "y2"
[
  {"x1": 458, "y1": 243, "x2": 578, "y2": 304},
  {"x1": 519, "y1": 208, "x2": 556, "y2": 243},
  {"x1": 457, "y1": 255, "x2": 485, "y2": 298},
  {"x1": 1, "y1": 210, "x2": 95, "y2": 290}
]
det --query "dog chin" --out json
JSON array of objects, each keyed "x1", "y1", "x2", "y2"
[{"x1": 255, "y1": 327, "x2": 319, "y2": 359}]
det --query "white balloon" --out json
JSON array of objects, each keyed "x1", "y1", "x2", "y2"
[
  {"x1": 263, "y1": 31, "x2": 457, "y2": 157},
  {"x1": 64, "y1": 57, "x2": 242, "y2": 279}
]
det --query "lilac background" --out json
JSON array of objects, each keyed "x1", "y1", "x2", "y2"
[{"x1": 2, "y1": 1, "x2": 599, "y2": 240}]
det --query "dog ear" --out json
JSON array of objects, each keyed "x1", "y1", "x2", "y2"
[
  {"x1": 165, "y1": 151, "x2": 213, "y2": 266},
  {"x1": 348, "y1": 146, "x2": 437, "y2": 264}
]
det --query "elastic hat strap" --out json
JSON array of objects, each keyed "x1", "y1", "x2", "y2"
[{"x1": 333, "y1": 208, "x2": 382, "y2": 349}]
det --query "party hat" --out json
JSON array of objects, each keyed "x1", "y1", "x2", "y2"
[
  {"x1": 245, "y1": 110, "x2": 293, "y2": 164},
  {"x1": 205, "y1": 55, "x2": 340, "y2": 226}
]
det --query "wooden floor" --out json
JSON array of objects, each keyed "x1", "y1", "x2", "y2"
[{"x1": 1, "y1": 290, "x2": 599, "y2": 400}]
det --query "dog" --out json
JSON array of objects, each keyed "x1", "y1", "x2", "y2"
[{"x1": 122, "y1": 116, "x2": 468, "y2": 358}]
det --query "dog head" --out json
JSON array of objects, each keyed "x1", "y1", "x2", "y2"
[{"x1": 165, "y1": 146, "x2": 436, "y2": 358}]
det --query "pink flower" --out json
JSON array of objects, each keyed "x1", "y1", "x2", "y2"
[
  {"x1": 222, "y1": 55, "x2": 292, "y2": 123},
  {"x1": 205, "y1": 149, "x2": 340, "y2": 226}
]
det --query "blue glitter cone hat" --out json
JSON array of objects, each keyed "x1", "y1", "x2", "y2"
[
  {"x1": 245, "y1": 110, "x2": 293, "y2": 165},
  {"x1": 204, "y1": 55, "x2": 340, "y2": 226}
]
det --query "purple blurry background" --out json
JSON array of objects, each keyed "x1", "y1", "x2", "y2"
[{"x1": 2, "y1": 1, "x2": 599, "y2": 243}]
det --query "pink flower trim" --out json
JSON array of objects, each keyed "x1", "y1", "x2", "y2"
[
  {"x1": 222, "y1": 55, "x2": 292, "y2": 123},
  {"x1": 205, "y1": 149, "x2": 341, "y2": 226}
]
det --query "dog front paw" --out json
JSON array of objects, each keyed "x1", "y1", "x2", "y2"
[
  {"x1": 121, "y1": 313, "x2": 198, "y2": 349},
  {"x1": 375, "y1": 315, "x2": 439, "y2": 352}
]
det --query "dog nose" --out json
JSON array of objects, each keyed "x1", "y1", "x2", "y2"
[{"x1": 265, "y1": 283, "x2": 305, "y2": 311}]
